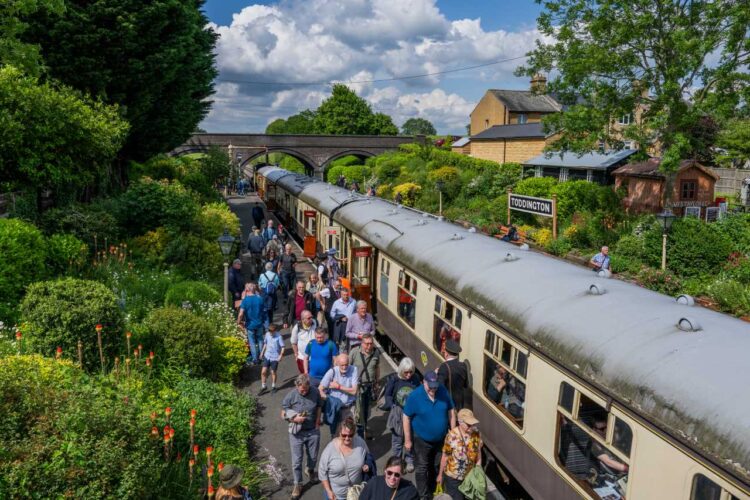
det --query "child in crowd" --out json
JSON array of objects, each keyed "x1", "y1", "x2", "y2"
[{"x1": 259, "y1": 324, "x2": 285, "y2": 394}]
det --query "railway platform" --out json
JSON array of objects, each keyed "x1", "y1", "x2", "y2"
[{"x1": 226, "y1": 193, "x2": 399, "y2": 499}]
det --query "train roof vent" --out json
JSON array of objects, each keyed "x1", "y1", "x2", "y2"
[
  {"x1": 389, "y1": 208, "x2": 399, "y2": 215},
  {"x1": 677, "y1": 317, "x2": 702, "y2": 332},
  {"x1": 505, "y1": 252, "x2": 519, "y2": 262},
  {"x1": 416, "y1": 219, "x2": 427, "y2": 226},
  {"x1": 588, "y1": 284, "x2": 607, "y2": 295},
  {"x1": 519, "y1": 243, "x2": 530, "y2": 251},
  {"x1": 451, "y1": 233, "x2": 464, "y2": 241},
  {"x1": 437, "y1": 216, "x2": 445, "y2": 222},
  {"x1": 468, "y1": 227, "x2": 477, "y2": 233},
  {"x1": 597, "y1": 269, "x2": 612, "y2": 279},
  {"x1": 676, "y1": 294, "x2": 695, "y2": 306}
]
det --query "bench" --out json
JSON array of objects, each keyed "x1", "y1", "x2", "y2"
[{"x1": 494, "y1": 225, "x2": 528, "y2": 245}]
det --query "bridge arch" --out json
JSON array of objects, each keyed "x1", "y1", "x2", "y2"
[
  {"x1": 242, "y1": 148, "x2": 317, "y2": 177},
  {"x1": 320, "y1": 149, "x2": 376, "y2": 170}
]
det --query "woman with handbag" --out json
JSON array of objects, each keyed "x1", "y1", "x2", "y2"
[
  {"x1": 318, "y1": 417, "x2": 370, "y2": 499},
  {"x1": 437, "y1": 409, "x2": 483, "y2": 500}
]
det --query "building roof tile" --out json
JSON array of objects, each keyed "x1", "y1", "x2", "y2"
[
  {"x1": 470, "y1": 122, "x2": 547, "y2": 140},
  {"x1": 488, "y1": 89, "x2": 562, "y2": 113}
]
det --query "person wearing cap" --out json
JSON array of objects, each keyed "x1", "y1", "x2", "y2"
[
  {"x1": 436, "y1": 339, "x2": 468, "y2": 410},
  {"x1": 325, "y1": 248, "x2": 342, "y2": 283},
  {"x1": 437, "y1": 409, "x2": 483, "y2": 500},
  {"x1": 403, "y1": 371, "x2": 456, "y2": 500},
  {"x1": 264, "y1": 234, "x2": 282, "y2": 257},
  {"x1": 216, "y1": 464, "x2": 253, "y2": 499},
  {"x1": 228, "y1": 259, "x2": 245, "y2": 310}
]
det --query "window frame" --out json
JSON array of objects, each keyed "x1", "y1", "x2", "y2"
[
  {"x1": 481, "y1": 329, "x2": 529, "y2": 429},
  {"x1": 681, "y1": 179, "x2": 698, "y2": 200},
  {"x1": 518, "y1": 113, "x2": 528, "y2": 124},
  {"x1": 396, "y1": 269, "x2": 418, "y2": 329},
  {"x1": 618, "y1": 112, "x2": 633, "y2": 125},
  {"x1": 379, "y1": 257, "x2": 390, "y2": 305},
  {"x1": 690, "y1": 473, "x2": 744, "y2": 500}
]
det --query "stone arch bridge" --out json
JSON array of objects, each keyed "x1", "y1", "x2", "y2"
[{"x1": 170, "y1": 133, "x2": 422, "y2": 178}]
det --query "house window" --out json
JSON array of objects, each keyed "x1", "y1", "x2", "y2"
[
  {"x1": 397, "y1": 270, "x2": 417, "y2": 328},
  {"x1": 618, "y1": 113, "x2": 633, "y2": 125},
  {"x1": 518, "y1": 114, "x2": 528, "y2": 124},
  {"x1": 559, "y1": 167, "x2": 569, "y2": 182},
  {"x1": 557, "y1": 382, "x2": 632, "y2": 499},
  {"x1": 483, "y1": 329, "x2": 528, "y2": 428},
  {"x1": 681, "y1": 180, "x2": 697, "y2": 200},
  {"x1": 622, "y1": 140, "x2": 634, "y2": 149},
  {"x1": 433, "y1": 295, "x2": 463, "y2": 354},
  {"x1": 379, "y1": 258, "x2": 390, "y2": 305},
  {"x1": 535, "y1": 166, "x2": 543, "y2": 178},
  {"x1": 586, "y1": 170, "x2": 594, "y2": 182},
  {"x1": 485, "y1": 119, "x2": 490, "y2": 129}
]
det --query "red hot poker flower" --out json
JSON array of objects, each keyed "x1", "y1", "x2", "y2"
[
  {"x1": 165, "y1": 407, "x2": 172, "y2": 416},
  {"x1": 193, "y1": 444, "x2": 199, "y2": 455},
  {"x1": 218, "y1": 462, "x2": 224, "y2": 472},
  {"x1": 95, "y1": 324, "x2": 103, "y2": 332},
  {"x1": 206, "y1": 446, "x2": 213, "y2": 456},
  {"x1": 190, "y1": 418, "x2": 195, "y2": 428},
  {"x1": 190, "y1": 409, "x2": 197, "y2": 418}
]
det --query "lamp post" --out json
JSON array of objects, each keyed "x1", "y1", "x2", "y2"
[
  {"x1": 217, "y1": 229, "x2": 237, "y2": 305},
  {"x1": 436, "y1": 180, "x2": 445, "y2": 217},
  {"x1": 656, "y1": 209, "x2": 676, "y2": 270}
]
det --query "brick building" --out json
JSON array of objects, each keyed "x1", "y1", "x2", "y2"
[
  {"x1": 469, "y1": 123, "x2": 555, "y2": 165},
  {"x1": 613, "y1": 158, "x2": 718, "y2": 216}
]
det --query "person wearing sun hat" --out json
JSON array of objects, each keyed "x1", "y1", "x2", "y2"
[
  {"x1": 216, "y1": 464, "x2": 253, "y2": 499},
  {"x1": 437, "y1": 409, "x2": 483, "y2": 500}
]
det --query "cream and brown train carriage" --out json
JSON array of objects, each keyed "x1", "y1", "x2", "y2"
[{"x1": 258, "y1": 166, "x2": 750, "y2": 500}]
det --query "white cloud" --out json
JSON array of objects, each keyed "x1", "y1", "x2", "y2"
[{"x1": 201, "y1": 0, "x2": 545, "y2": 134}]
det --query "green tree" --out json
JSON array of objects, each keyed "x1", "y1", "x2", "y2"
[
  {"x1": 24, "y1": 0, "x2": 217, "y2": 163},
  {"x1": 313, "y1": 84, "x2": 396, "y2": 135},
  {"x1": 716, "y1": 119, "x2": 750, "y2": 166},
  {"x1": 0, "y1": 65, "x2": 128, "y2": 197},
  {"x1": 401, "y1": 117, "x2": 436, "y2": 136},
  {"x1": 0, "y1": 0, "x2": 63, "y2": 75},
  {"x1": 518, "y1": 0, "x2": 750, "y2": 177},
  {"x1": 371, "y1": 112, "x2": 399, "y2": 135},
  {"x1": 265, "y1": 118, "x2": 287, "y2": 134}
]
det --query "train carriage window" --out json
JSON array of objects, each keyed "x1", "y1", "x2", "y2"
[
  {"x1": 556, "y1": 383, "x2": 632, "y2": 500},
  {"x1": 691, "y1": 474, "x2": 722, "y2": 500},
  {"x1": 397, "y1": 270, "x2": 417, "y2": 329},
  {"x1": 379, "y1": 258, "x2": 390, "y2": 305},
  {"x1": 482, "y1": 330, "x2": 528, "y2": 429},
  {"x1": 433, "y1": 294, "x2": 464, "y2": 355}
]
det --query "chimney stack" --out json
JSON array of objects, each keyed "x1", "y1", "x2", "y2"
[{"x1": 530, "y1": 73, "x2": 547, "y2": 93}]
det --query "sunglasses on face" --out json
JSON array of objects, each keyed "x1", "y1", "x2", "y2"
[
  {"x1": 385, "y1": 471, "x2": 401, "y2": 478},
  {"x1": 340, "y1": 433, "x2": 354, "y2": 439}
]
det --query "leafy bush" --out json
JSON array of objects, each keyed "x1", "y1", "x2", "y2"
[
  {"x1": 534, "y1": 228, "x2": 553, "y2": 248},
  {"x1": 165, "y1": 233, "x2": 224, "y2": 280},
  {"x1": 642, "y1": 217, "x2": 734, "y2": 277},
  {"x1": 47, "y1": 233, "x2": 87, "y2": 274},
  {"x1": 114, "y1": 178, "x2": 200, "y2": 236},
  {"x1": 428, "y1": 166, "x2": 462, "y2": 200},
  {"x1": 330, "y1": 155, "x2": 364, "y2": 167},
  {"x1": 129, "y1": 226, "x2": 171, "y2": 267},
  {"x1": 715, "y1": 213, "x2": 750, "y2": 254},
  {"x1": 210, "y1": 336, "x2": 248, "y2": 383},
  {"x1": 635, "y1": 267, "x2": 683, "y2": 295},
  {"x1": 430, "y1": 148, "x2": 499, "y2": 173},
  {"x1": 546, "y1": 237, "x2": 573, "y2": 256},
  {"x1": 164, "y1": 281, "x2": 221, "y2": 310},
  {"x1": 707, "y1": 279, "x2": 750, "y2": 316},
  {"x1": 609, "y1": 255, "x2": 642, "y2": 274},
  {"x1": 20, "y1": 278, "x2": 125, "y2": 371},
  {"x1": 512, "y1": 176, "x2": 557, "y2": 198},
  {"x1": 614, "y1": 234, "x2": 645, "y2": 259},
  {"x1": 40, "y1": 202, "x2": 120, "y2": 249},
  {"x1": 129, "y1": 154, "x2": 181, "y2": 181},
  {"x1": 0, "y1": 356, "x2": 167, "y2": 499},
  {"x1": 193, "y1": 202, "x2": 241, "y2": 242},
  {"x1": 375, "y1": 160, "x2": 402, "y2": 183},
  {"x1": 142, "y1": 307, "x2": 213, "y2": 376},
  {"x1": 392, "y1": 182, "x2": 422, "y2": 207},
  {"x1": 0, "y1": 218, "x2": 48, "y2": 322},
  {"x1": 376, "y1": 183, "x2": 393, "y2": 199},
  {"x1": 725, "y1": 255, "x2": 750, "y2": 285}
]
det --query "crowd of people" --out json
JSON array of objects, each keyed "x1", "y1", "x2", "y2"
[{"x1": 231, "y1": 203, "x2": 485, "y2": 500}]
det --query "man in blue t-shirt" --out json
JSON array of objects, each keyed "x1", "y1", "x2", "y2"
[
  {"x1": 403, "y1": 371, "x2": 456, "y2": 500},
  {"x1": 303, "y1": 327, "x2": 338, "y2": 386},
  {"x1": 237, "y1": 284, "x2": 265, "y2": 365}
]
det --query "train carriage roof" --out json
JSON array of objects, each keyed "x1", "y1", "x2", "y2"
[{"x1": 257, "y1": 166, "x2": 750, "y2": 483}]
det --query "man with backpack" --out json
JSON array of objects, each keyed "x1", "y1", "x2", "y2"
[
  {"x1": 258, "y1": 262, "x2": 280, "y2": 326},
  {"x1": 350, "y1": 333, "x2": 380, "y2": 439}
]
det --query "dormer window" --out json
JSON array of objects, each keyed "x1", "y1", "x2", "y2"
[{"x1": 518, "y1": 114, "x2": 528, "y2": 124}]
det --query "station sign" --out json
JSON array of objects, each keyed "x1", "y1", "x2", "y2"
[
  {"x1": 325, "y1": 226, "x2": 339, "y2": 236},
  {"x1": 352, "y1": 246, "x2": 372, "y2": 258},
  {"x1": 508, "y1": 194, "x2": 554, "y2": 217},
  {"x1": 303, "y1": 210, "x2": 316, "y2": 218}
]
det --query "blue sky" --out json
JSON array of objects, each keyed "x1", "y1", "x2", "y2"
[{"x1": 199, "y1": 0, "x2": 545, "y2": 134}]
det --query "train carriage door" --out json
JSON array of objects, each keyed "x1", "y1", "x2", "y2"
[
  {"x1": 303, "y1": 210, "x2": 317, "y2": 257},
  {"x1": 266, "y1": 184, "x2": 277, "y2": 210},
  {"x1": 350, "y1": 244, "x2": 373, "y2": 309}
]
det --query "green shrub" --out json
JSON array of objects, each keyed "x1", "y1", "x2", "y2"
[
  {"x1": 725, "y1": 256, "x2": 750, "y2": 285},
  {"x1": 20, "y1": 278, "x2": 125, "y2": 371},
  {"x1": 707, "y1": 279, "x2": 750, "y2": 316},
  {"x1": 430, "y1": 148, "x2": 499, "y2": 173},
  {"x1": 635, "y1": 267, "x2": 683, "y2": 295},
  {"x1": 327, "y1": 165, "x2": 346, "y2": 183},
  {"x1": 40, "y1": 202, "x2": 120, "y2": 249},
  {"x1": 210, "y1": 336, "x2": 248, "y2": 382},
  {"x1": 715, "y1": 213, "x2": 750, "y2": 254},
  {"x1": 114, "y1": 178, "x2": 200, "y2": 236},
  {"x1": 0, "y1": 218, "x2": 48, "y2": 322},
  {"x1": 0, "y1": 355, "x2": 168, "y2": 499},
  {"x1": 642, "y1": 217, "x2": 734, "y2": 277},
  {"x1": 165, "y1": 233, "x2": 224, "y2": 280},
  {"x1": 129, "y1": 154, "x2": 181, "y2": 181},
  {"x1": 392, "y1": 182, "x2": 422, "y2": 207},
  {"x1": 513, "y1": 176, "x2": 557, "y2": 198},
  {"x1": 428, "y1": 166, "x2": 462, "y2": 200},
  {"x1": 341, "y1": 165, "x2": 372, "y2": 185},
  {"x1": 376, "y1": 160, "x2": 402, "y2": 183},
  {"x1": 129, "y1": 226, "x2": 171, "y2": 267},
  {"x1": 193, "y1": 202, "x2": 241, "y2": 242},
  {"x1": 330, "y1": 155, "x2": 363, "y2": 167},
  {"x1": 546, "y1": 237, "x2": 573, "y2": 256},
  {"x1": 164, "y1": 281, "x2": 222, "y2": 310},
  {"x1": 142, "y1": 307, "x2": 213, "y2": 376},
  {"x1": 609, "y1": 255, "x2": 642, "y2": 274},
  {"x1": 614, "y1": 234, "x2": 645, "y2": 259},
  {"x1": 47, "y1": 233, "x2": 88, "y2": 274}
]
